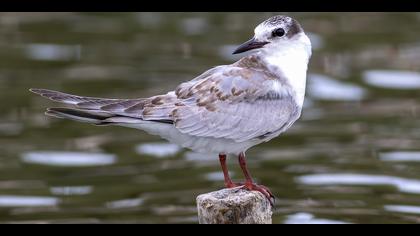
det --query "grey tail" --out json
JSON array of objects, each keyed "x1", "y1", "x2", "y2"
[
  {"x1": 30, "y1": 88, "x2": 174, "y2": 126},
  {"x1": 45, "y1": 108, "x2": 114, "y2": 125}
]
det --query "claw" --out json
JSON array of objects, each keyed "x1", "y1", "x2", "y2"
[
  {"x1": 241, "y1": 182, "x2": 276, "y2": 207},
  {"x1": 225, "y1": 181, "x2": 275, "y2": 206}
]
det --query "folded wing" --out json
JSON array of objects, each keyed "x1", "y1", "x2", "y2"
[{"x1": 172, "y1": 66, "x2": 300, "y2": 142}]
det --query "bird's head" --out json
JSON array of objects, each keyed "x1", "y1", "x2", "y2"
[{"x1": 233, "y1": 15, "x2": 312, "y2": 58}]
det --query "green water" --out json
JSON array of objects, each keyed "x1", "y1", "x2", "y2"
[{"x1": 1, "y1": 12, "x2": 420, "y2": 224}]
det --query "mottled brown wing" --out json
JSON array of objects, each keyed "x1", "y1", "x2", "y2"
[{"x1": 172, "y1": 66, "x2": 299, "y2": 142}]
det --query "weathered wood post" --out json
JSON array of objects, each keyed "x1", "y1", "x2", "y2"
[{"x1": 196, "y1": 187, "x2": 272, "y2": 224}]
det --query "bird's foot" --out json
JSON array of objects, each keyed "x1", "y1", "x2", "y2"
[
  {"x1": 225, "y1": 181, "x2": 275, "y2": 206},
  {"x1": 242, "y1": 182, "x2": 275, "y2": 206}
]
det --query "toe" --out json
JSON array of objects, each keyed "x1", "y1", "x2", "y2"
[{"x1": 241, "y1": 183, "x2": 275, "y2": 206}]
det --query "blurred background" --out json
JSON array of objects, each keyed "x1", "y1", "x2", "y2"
[{"x1": 0, "y1": 12, "x2": 420, "y2": 223}]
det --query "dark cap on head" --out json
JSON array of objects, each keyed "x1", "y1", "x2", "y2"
[{"x1": 262, "y1": 15, "x2": 303, "y2": 38}]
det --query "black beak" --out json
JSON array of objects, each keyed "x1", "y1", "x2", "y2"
[{"x1": 232, "y1": 37, "x2": 269, "y2": 54}]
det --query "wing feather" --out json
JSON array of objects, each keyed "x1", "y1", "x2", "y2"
[{"x1": 172, "y1": 65, "x2": 300, "y2": 142}]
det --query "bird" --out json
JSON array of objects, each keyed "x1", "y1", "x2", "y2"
[{"x1": 30, "y1": 15, "x2": 312, "y2": 205}]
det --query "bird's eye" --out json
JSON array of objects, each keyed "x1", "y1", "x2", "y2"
[{"x1": 272, "y1": 28, "x2": 285, "y2": 37}]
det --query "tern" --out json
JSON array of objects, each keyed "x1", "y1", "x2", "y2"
[{"x1": 30, "y1": 15, "x2": 312, "y2": 205}]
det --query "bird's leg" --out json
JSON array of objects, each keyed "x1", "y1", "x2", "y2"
[
  {"x1": 238, "y1": 152, "x2": 275, "y2": 205},
  {"x1": 219, "y1": 153, "x2": 238, "y2": 188}
]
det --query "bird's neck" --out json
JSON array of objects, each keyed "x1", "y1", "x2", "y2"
[{"x1": 260, "y1": 43, "x2": 311, "y2": 107}]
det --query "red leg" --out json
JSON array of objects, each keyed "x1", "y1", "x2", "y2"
[
  {"x1": 238, "y1": 152, "x2": 275, "y2": 206},
  {"x1": 219, "y1": 153, "x2": 238, "y2": 188}
]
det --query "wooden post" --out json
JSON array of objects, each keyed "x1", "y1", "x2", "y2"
[{"x1": 196, "y1": 187, "x2": 272, "y2": 224}]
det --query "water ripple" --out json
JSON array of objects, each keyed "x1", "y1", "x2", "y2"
[
  {"x1": 380, "y1": 151, "x2": 420, "y2": 162},
  {"x1": 308, "y1": 74, "x2": 367, "y2": 101},
  {"x1": 363, "y1": 70, "x2": 420, "y2": 89},
  {"x1": 384, "y1": 205, "x2": 420, "y2": 214},
  {"x1": 297, "y1": 173, "x2": 420, "y2": 194},
  {"x1": 50, "y1": 186, "x2": 93, "y2": 196},
  {"x1": 24, "y1": 43, "x2": 81, "y2": 61},
  {"x1": 284, "y1": 212, "x2": 349, "y2": 224},
  {"x1": 0, "y1": 195, "x2": 59, "y2": 207},
  {"x1": 21, "y1": 151, "x2": 117, "y2": 167},
  {"x1": 106, "y1": 198, "x2": 144, "y2": 209},
  {"x1": 135, "y1": 142, "x2": 181, "y2": 158}
]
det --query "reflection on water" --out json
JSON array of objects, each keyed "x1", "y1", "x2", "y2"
[
  {"x1": 0, "y1": 122, "x2": 23, "y2": 136},
  {"x1": 284, "y1": 212, "x2": 349, "y2": 224},
  {"x1": 135, "y1": 142, "x2": 181, "y2": 158},
  {"x1": 106, "y1": 198, "x2": 144, "y2": 209},
  {"x1": 380, "y1": 151, "x2": 420, "y2": 162},
  {"x1": 308, "y1": 74, "x2": 367, "y2": 101},
  {"x1": 306, "y1": 32, "x2": 324, "y2": 50},
  {"x1": 363, "y1": 70, "x2": 420, "y2": 89},
  {"x1": 21, "y1": 152, "x2": 117, "y2": 167},
  {"x1": 204, "y1": 171, "x2": 235, "y2": 181},
  {"x1": 24, "y1": 43, "x2": 81, "y2": 61},
  {"x1": 384, "y1": 205, "x2": 420, "y2": 215},
  {"x1": 0, "y1": 196, "x2": 59, "y2": 207},
  {"x1": 50, "y1": 186, "x2": 93, "y2": 196},
  {"x1": 180, "y1": 17, "x2": 208, "y2": 35},
  {"x1": 297, "y1": 174, "x2": 420, "y2": 194},
  {"x1": 1, "y1": 12, "x2": 420, "y2": 223}
]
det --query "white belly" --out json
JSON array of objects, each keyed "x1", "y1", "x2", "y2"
[{"x1": 120, "y1": 121, "x2": 261, "y2": 155}]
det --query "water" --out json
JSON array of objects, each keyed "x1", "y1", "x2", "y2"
[{"x1": 0, "y1": 12, "x2": 420, "y2": 224}]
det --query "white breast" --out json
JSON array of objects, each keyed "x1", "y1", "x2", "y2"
[
  {"x1": 270, "y1": 53, "x2": 308, "y2": 107},
  {"x1": 261, "y1": 34, "x2": 311, "y2": 107}
]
